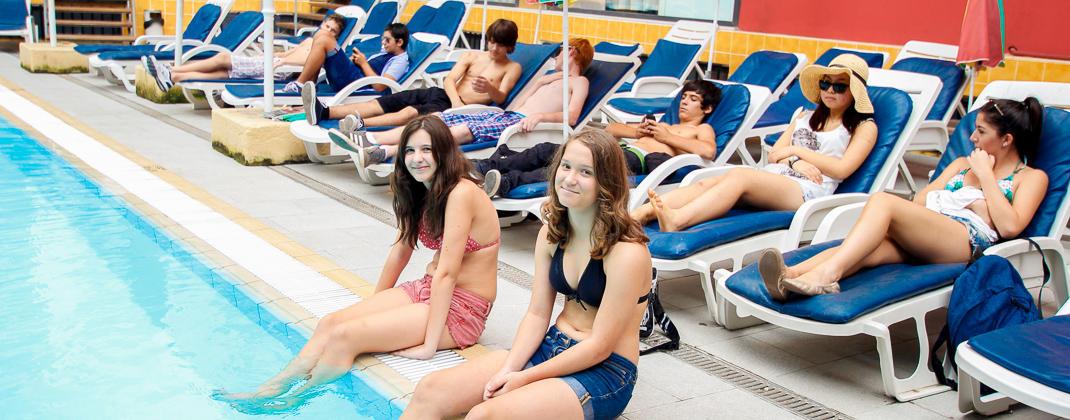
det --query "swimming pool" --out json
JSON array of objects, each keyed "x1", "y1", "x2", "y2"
[{"x1": 0, "y1": 116, "x2": 399, "y2": 419}]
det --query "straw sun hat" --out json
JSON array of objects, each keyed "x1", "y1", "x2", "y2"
[{"x1": 799, "y1": 53, "x2": 873, "y2": 114}]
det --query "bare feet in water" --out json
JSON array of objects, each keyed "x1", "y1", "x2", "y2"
[{"x1": 648, "y1": 190, "x2": 684, "y2": 232}]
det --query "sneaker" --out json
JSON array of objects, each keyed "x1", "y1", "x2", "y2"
[
  {"x1": 327, "y1": 128, "x2": 361, "y2": 153},
  {"x1": 360, "y1": 146, "x2": 387, "y2": 168},
  {"x1": 482, "y1": 169, "x2": 502, "y2": 197},
  {"x1": 142, "y1": 56, "x2": 156, "y2": 79},
  {"x1": 278, "y1": 81, "x2": 300, "y2": 94},
  {"x1": 340, "y1": 113, "x2": 366, "y2": 140},
  {"x1": 300, "y1": 81, "x2": 323, "y2": 125},
  {"x1": 152, "y1": 56, "x2": 173, "y2": 91}
]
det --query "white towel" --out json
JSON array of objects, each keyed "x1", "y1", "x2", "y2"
[{"x1": 926, "y1": 187, "x2": 999, "y2": 243}]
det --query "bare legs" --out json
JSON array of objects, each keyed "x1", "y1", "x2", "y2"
[
  {"x1": 217, "y1": 288, "x2": 457, "y2": 403},
  {"x1": 634, "y1": 167, "x2": 805, "y2": 232},
  {"x1": 404, "y1": 350, "x2": 584, "y2": 420},
  {"x1": 785, "y1": 192, "x2": 973, "y2": 291},
  {"x1": 367, "y1": 119, "x2": 474, "y2": 161},
  {"x1": 169, "y1": 52, "x2": 232, "y2": 82},
  {"x1": 328, "y1": 101, "x2": 421, "y2": 127}
]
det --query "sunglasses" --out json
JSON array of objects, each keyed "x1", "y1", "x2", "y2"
[{"x1": 819, "y1": 79, "x2": 850, "y2": 94}]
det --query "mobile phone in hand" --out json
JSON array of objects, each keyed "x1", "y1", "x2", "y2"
[{"x1": 643, "y1": 113, "x2": 656, "y2": 123}]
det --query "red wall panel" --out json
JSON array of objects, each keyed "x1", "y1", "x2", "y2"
[{"x1": 738, "y1": 0, "x2": 1070, "y2": 60}]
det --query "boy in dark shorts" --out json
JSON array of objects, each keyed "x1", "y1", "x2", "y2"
[
  {"x1": 281, "y1": 22, "x2": 409, "y2": 93},
  {"x1": 302, "y1": 19, "x2": 522, "y2": 128},
  {"x1": 478, "y1": 80, "x2": 722, "y2": 197}
]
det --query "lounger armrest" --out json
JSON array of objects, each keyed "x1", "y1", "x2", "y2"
[
  {"x1": 497, "y1": 123, "x2": 570, "y2": 152},
  {"x1": 135, "y1": 34, "x2": 178, "y2": 46},
  {"x1": 985, "y1": 237, "x2": 1070, "y2": 309},
  {"x1": 445, "y1": 105, "x2": 505, "y2": 115},
  {"x1": 443, "y1": 48, "x2": 477, "y2": 62},
  {"x1": 181, "y1": 44, "x2": 231, "y2": 61},
  {"x1": 274, "y1": 64, "x2": 303, "y2": 74},
  {"x1": 679, "y1": 165, "x2": 740, "y2": 187},
  {"x1": 156, "y1": 39, "x2": 206, "y2": 51},
  {"x1": 784, "y1": 193, "x2": 870, "y2": 247},
  {"x1": 628, "y1": 154, "x2": 712, "y2": 210},
  {"x1": 326, "y1": 77, "x2": 403, "y2": 105},
  {"x1": 630, "y1": 76, "x2": 684, "y2": 99},
  {"x1": 811, "y1": 201, "x2": 867, "y2": 243},
  {"x1": 296, "y1": 27, "x2": 318, "y2": 37}
]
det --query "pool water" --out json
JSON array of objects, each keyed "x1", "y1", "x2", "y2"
[{"x1": 0, "y1": 117, "x2": 399, "y2": 419}]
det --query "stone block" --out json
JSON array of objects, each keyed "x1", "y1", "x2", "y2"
[
  {"x1": 134, "y1": 65, "x2": 188, "y2": 104},
  {"x1": 211, "y1": 108, "x2": 311, "y2": 165},
  {"x1": 18, "y1": 42, "x2": 88, "y2": 73}
]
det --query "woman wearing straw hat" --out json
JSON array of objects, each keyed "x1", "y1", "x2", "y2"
[{"x1": 633, "y1": 54, "x2": 878, "y2": 233}]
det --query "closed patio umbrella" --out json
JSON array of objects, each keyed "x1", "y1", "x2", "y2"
[{"x1": 956, "y1": 0, "x2": 1006, "y2": 109}]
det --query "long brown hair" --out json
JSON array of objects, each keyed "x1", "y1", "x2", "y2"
[
  {"x1": 390, "y1": 116, "x2": 477, "y2": 248},
  {"x1": 540, "y1": 130, "x2": 648, "y2": 258}
]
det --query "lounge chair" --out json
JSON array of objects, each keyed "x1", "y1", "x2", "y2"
[
  {"x1": 219, "y1": 32, "x2": 444, "y2": 107},
  {"x1": 0, "y1": 0, "x2": 35, "y2": 43},
  {"x1": 278, "y1": 1, "x2": 398, "y2": 49},
  {"x1": 956, "y1": 301, "x2": 1070, "y2": 417},
  {"x1": 888, "y1": 41, "x2": 967, "y2": 194},
  {"x1": 604, "y1": 49, "x2": 805, "y2": 126},
  {"x1": 486, "y1": 80, "x2": 768, "y2": 225},
  {"x1": 598, "y1": 20, "x2": 716, "y2": 123},
  {"x1": 652, "y1": 69, "x2": 938, "y2": 325},
  {"x1": 178, "y1": 5, "x2": 371, "y2": 109},
  {"x1": 713, "y1": 101, "x2": 1070, "y2": 402},
  {"x1": 74, "y1": 0, "x2": 232, "y2": 56},
  {"x1": 358, "y1": 53, "x2": 641, "y2": 188},
  {"x1": 594, "y1": 41, "x2": 641, "y2": 58},
  {"x1": 89, "y1": 11, "x2": 264, "y2": 93},
  {"x1": 290, "y1": 42, "x2": 560, "y2": 164}
]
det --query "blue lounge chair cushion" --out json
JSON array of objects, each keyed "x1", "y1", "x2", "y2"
[
  {"x1": 0, "y1": 0, "x2": 29, "y2": 31},
  {"x1": 936, "y1": 108, "x2": 1070, "y2": 238},
  {"x1": 606, "y1": 96, "x2": 674, "y2": 116},
  {"x1": 576, "y1": 59, "x2": 639, "y2": 126},
  {"x1": 647, "y1": 209, "x2": 796, "y2": 259},
  {"x1": 819, "y1": 48, "x2": 886, "y2": 68},
  {"x1": 224, "y1": 82, "x2": 383, "y2": 98},
  {"x1": 359, "y1": 1, "x2": 398, "y2": 36},
  {"x1": 970, "y1": 315, "x2": 1070, "y2": 393},
  {"x1": 97, "y1": 11, "x2": 263, "y2": 61},
  {"x1": 728, "y1": 51, "x2": 799, "y2": 94},
  {"x1": 635, "y1": 39, "x2": 701, "y2": 80},
  {"x1": 725, "y1": 240, "x2": 966, "y2": 323},
  {"x1": 75, "y1": 4, "x2": 220, "y2": 54},
  {"x1": 181, "y1": 77, "x2": 264, "y2": 84},
  {"x1": 594, "y1": 42, "x2": 640, "y2": 57},
  {"x1": 650, "y1": 85, "x2": 911, "y2": 260},
  {"x1": 420, "y1": 1, "x2": 466, "y2": 40},
  {"x1": 890, "y1": 57, "x2": 965, "y2": 121},
  {"x1": 426, "y1": 61, "x2": 455, "y2": 74}
]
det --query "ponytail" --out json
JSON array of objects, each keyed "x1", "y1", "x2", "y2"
[{"x1": 979, "y1": 97, "x2": 1044, "y2": 163}]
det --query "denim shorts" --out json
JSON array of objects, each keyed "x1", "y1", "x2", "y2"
[{"x1": 524, "y1": 326, "x2": 638, "y2": 420}]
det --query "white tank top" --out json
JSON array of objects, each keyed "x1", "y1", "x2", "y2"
[{"x1": 764, "y1": 111, "x2": 855, "y2": 195}]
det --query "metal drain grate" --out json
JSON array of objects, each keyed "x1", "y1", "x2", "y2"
[{"x1": 642, "y1": 333, "x2": 853, "y2": 420}]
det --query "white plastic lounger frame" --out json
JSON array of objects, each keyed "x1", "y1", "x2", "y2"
[
  {"x1": 490, "y1": 80, "x2": 773, "y2": 226},
  {"x1": 684, "y1": 69, "x2": 939, "y2": 324},
  {"x1": 713, "y1": 82, "x2": 1070, "y2": 402},
  {"x1": 91, "y1": 15, "x2": 263, "y2": 93},
  {"x1": 222, "y1": 32, "x2": 446, "y2": 108},
  {"x1": 0, "y1": 0, "x2": 35, "y2": 42},
  {"x1": 956, "y1": 301, "x2": 1070, "y2": 417},
  {"x1": 600, "y1": 20, "x2": 716, "y2": 123},
  {"x1": 180, "y1": 5, "x2": 369, "y2": 109}
]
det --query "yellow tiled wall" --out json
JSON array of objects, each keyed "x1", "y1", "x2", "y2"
[
  {"x1": 130, "y1": 0, "x2": 1070, "y2": 93},
  {"x1": 136, "y1": 0, "x2": 311, "y2": 39}
]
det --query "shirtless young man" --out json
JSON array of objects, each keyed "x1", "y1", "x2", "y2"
[
  {"x1": 303, "y1": 19, "x2": 522, "y2": 128},
  {"x1": 477, "y1": 80, "x2": 721, "y2": 197},
  {"x1": 351, "y1": 38, "x2": 595, "y2": 168},
  {"x1": 147, "y1": 14, "x2": 346, "y2": 91}
]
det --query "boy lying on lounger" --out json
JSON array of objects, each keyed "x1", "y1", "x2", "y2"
[
  {"x1": 474, "y1": 80, "x2": 721, "y2": 197},
  {"x1": 331, "y1": 38, "x2": 595, "y2": 169},
  {"x1": 303, "y1": 19, "x2": 523, "y2": 130},
  {"x1": 146, "y1": 14, "x2": 347, "y2": 91}
]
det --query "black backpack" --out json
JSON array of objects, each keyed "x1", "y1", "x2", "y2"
[{"x1": 640, "y1": 268, "x2": 680, "y2": 355}]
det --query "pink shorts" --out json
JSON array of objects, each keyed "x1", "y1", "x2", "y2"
[{"x1": 399, "y1": 275, "x2": 492, "y2": 348}]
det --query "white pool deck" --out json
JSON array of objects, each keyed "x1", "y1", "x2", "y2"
[{"x1": 0, "y1": 51, "x2": 1063, "y2": 419}]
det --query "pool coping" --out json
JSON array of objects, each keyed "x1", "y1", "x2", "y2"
[{"x1": 0, "y1": 75, "x2": 488, "y2": 412}]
